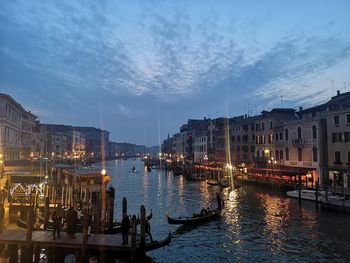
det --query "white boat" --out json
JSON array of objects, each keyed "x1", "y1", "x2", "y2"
[{"x1": 286, "y1": 189, "x2": 326, "y2": 201}]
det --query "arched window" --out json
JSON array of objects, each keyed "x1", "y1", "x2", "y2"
[
  {"x1": 285, "y1": 148, "x2": 289, "y2": 161},
  {"x1": 285, "y1": 129, "x2": 289, "y2": 141},
  {"x1": 279, "y1": 132, "x2": 283, "y2": 140},
  {"x1": 312, "y1": 125, "x2": 317, "y2": 139},
  {"x1": 298, "y1": 147, "x2": 302, "y2": 161},
  {"x1": 313, "y1": 148, "x2": 318, "y2": 162},
  {"x1": 298, "y1": 127, "x2": 302, "y2": 139}
]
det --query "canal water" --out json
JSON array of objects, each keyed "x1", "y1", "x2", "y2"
[{"x1": 95, "y1": 159, "x2": 350, "y2": 263}]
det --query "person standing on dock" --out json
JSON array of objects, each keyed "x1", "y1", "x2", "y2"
[
  {"x1": 121, "y1": 213, "x2": 130, "y2": 245},
  {"x1": 66, "y1": 206, "x2": 78, "y2": 239},
  {"x1": 52, "y1": 209, "x2": 61, "y2": 240}
]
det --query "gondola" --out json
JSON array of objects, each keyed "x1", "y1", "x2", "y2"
[
  {"x1": 166, "y1": 207, "x2": 222, "y2": 225},
  {"x1": 206, "y1": 179, "x2": 220, "y2": 186},
  {"x1": 141, "y1": 232, "x2": 172, "y2": 252}
]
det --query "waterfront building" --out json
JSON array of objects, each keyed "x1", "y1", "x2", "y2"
[
  {"x1": 67, "y1": 130, "x2": 86, "y2": 158},
  {"x1": 41, "y1": 124, "x2": 109, "y2": 160},
  {"x1": 0, "y1": 93, "x2": 38, "y2": 161},
  {"x1": 193, "y1": 132, "x2": 208, "y2": 163},
  {"x1": 325, "y1": 91, "x2": 350, "y2": 193},
  {"x1": 230, "y1": 115, "x2": 257, "y2": 166},
  {"x1": 283, "y1": 112, "x2": 323, "y2": 186}
]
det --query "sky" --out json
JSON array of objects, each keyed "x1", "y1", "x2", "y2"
[{"x1": 1, "y1": 0, "x2": 350, "y2": 146}]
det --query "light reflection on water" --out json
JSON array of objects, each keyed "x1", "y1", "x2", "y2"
[{"x1": 97, "y1": 159, "x2": 350, "y2": 263}]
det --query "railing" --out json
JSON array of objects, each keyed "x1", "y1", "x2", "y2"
[{"x1": 292, "y1": 139, "x2": 305, "y2": 145}]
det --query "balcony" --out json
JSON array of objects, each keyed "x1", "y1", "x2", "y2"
[{"x1": 291, "y1": 138, "x2": 305, "y2": 145}]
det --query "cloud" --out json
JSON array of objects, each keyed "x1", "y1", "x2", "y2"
[{"x1": 1, "y1": 0, "x2": 350, "y2": 106}]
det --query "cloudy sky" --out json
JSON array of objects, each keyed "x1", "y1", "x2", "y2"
[{"x1": 1, "y1": 1, "x2": 350, "y2": 146}]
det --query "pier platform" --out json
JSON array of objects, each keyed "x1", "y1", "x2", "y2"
[{"x1": 0, "y1": 229, "x2": 136, "y2": 252}]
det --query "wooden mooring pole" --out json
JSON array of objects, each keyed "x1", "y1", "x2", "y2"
[
  {"x1": 140, "y1": 205, "x2": 146, "y2": 247},
  {"x1": 25, "y1": 205, "x2": 34, "y2": 263}
]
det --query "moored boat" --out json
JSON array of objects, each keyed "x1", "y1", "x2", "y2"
[
  {"x1": 166, "y1": 207, "x2": 222, "y2": 225},
  {"x1": 286, "y1": 189, "x2": 326, "y2": 201},
  {"x1": 141, "y1": 232, "x2": 172, "y2": 252}
]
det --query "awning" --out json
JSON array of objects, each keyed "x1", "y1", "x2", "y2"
[{"x1": 250, "y1": 166, "x2": 316, "y2": 176}]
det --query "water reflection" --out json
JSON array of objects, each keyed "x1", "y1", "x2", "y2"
[{"x1": 95, "y1": 159, "x2": 350, "y2": 263}]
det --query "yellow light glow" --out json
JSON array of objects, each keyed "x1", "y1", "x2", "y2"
[{"x1": 101, "y1": 169, "x2": 107, "y2": 176}]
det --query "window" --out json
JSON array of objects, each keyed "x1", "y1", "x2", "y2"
[
  {"x1": 312, "y1": 125, "x2": 317, "y2": 139},
  {"x1": 334, "y1": 115, "x2": 339, "y2": 125},
  {"x1": 345, "y1": 132, "x2": 350, "y2": 143},
  {"x1": 250, "y1": 145, "x2": 255, "y2": 153},
  {"x1": 332, "y1": 132, "x2": 342, "y2": 143},
  {"x1": 261, "y1": 123, "x2": 265, "y2": 130},
  {"x1": 313, "y1": 148, "x2": 318, "y2": 162},
  {"x1": 232, "y1": 136, "x2": 235, "y2": 142},
  {"x1": 285, "y1": 148, "x2": 289, "y2": 161},
  {"x1": 275, "y1": 150, "x2": 279, "y2": 160},
  {"x1": 297, "y1": 127, "x2": 302, "y2": 139},
  {"x1": 348, "y1": 152, "x2": 350, "y2": 165},
  {"x1": 275, "y1": 133, "x2": 278, "y2": 141},
  {"x1": 252, "y1": 134, "x2": 255, "y2": 141},
  {"x1": 268, "y1": 134, "x2": 273, "y2": 144},
  {"x1": 334, "y1": 151, "x2": 341, "y2": 164},
  {"x1": 285, "y1": 129, "x2": 289, "y2": 141},
  {"x1": 280, "y1": 150, "x2": 283, "y2": 160},
  {"x1": 298, "y1": 148, "x2": 302, "y2": 162},
  {"x1": 237, "y1": 135, "x2": 241, "y2": 142},
  {"x1": 347, "y1": 114, "x2": 350, "y2": 124},
  {"x1": 262, "y1": 135, "x2": 265, "y2": 144},
  {"x1": 256, "y1": 123, "x2": 260, "y2": 131},
  {"x1": 270, "y1": 121, "x2": 273, "y2": 129},
  {"x1": 279, "y1": 132, "x2": 283, "y2": 140},
  {"x1": 251, "y1": 124, "x2": 255, "y2": 131}
]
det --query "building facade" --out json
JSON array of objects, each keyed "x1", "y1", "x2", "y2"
[{"x1": 0, "y1": 94, "x2": 38, "y2": 160}]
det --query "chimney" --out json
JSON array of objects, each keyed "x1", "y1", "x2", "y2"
[
  {"x1": 337, "y1": 90, "x2": 340, "y2": 96},
  {"x1": 299, "y1": 106, "x2": 303, "y2": 111}
]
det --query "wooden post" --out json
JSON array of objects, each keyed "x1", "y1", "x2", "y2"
[
  {"x1": 34, "y1": 245, "x2": 40, "y2": 263},
  {"x1": 81, "y1": 209, "x2": 89, "y2": 262},
  {"x1": 130, "y1": 215, "x2": 137, "y2": 263},
  {"x1": 44, "y1": 196, "x2": 49, "y2": 230},
  {"x1": 122, "y1": 197, "x2": 127, "y2": 219},
  {"x1": 61, "y1": 186, "x2": 64, "y2": 208},
  {"x1": 25, "y1": 205, "x2": 34, "y2": 263},
  {"x1": 8, "y1": 244, "x2": 18, "y2": 263},
  {"x1": 107, "y1": 186, "x2": 115, "y2": 230},
  {"x1": 140, "y1": 205, "x2": 146, "y2": 246}
]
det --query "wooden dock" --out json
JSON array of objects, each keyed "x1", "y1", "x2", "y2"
[
  {"x1": 0, "y1": 229, "x2": 137, "y2": 251},
  {"x1": 0, "y1": 229, "x2": 144, "y2": 263}
]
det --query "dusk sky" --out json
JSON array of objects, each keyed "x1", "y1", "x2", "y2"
[{"x1": 1, "y1": 1, "x2": 350, "y2": 146}]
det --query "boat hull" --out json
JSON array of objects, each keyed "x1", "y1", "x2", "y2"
[{"x1": 167, "y1": 209, "x2": 221, "y2": 225}]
